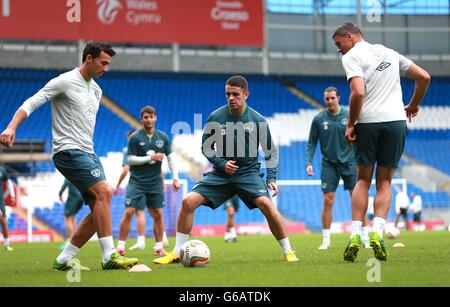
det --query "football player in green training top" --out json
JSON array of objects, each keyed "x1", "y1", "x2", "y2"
[
  {"x1": 114, "y1": 129, "x2": 169, "y2": 254},
  {"x1": 307, "y1": 87, "x2": 370, "y2": 250},
  {"x1": 154, "y1": 75, "x2": 299, "y2": 265},
  {"x1": 117, "y1": 106, "x2": 179, "y2": 257}
]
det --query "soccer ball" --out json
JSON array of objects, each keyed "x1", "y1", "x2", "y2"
[
  {"x1": 180, "y1": 240, "x2": 210, "y2": 267},
  {"x1": 385, "y1": 225, "x2": 400, "y2": 239}
]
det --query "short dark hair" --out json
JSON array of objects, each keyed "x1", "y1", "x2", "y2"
[
  {"x1": 82, "y1": 41, "x2": 116, "y2": 63},
  {"x1": 324, "y1": 86, "x2": 339, "y2": 97},
  {"x1": 140, "y1": 105, "x2": 157, "y2": 118},
  {"x1": 226, "y1": 75, "x2": 248, "y2": 92},
  {"x1": 332, "y1": 22, "x2": 363, "y2": 38}
]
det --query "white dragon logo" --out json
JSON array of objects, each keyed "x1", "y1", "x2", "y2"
[{"x1": 97, "y1": 0, "x2": 122, "y2": 25}]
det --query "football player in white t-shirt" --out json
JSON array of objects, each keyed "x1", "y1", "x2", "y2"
[
  {"x1": 332, "y1": 22, "x2": 430, "y2": 262},
  {"x1": 1, "y1": 41, "x2": 139, "y2": 271}
]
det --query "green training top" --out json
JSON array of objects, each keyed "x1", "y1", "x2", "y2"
[
  {"x1": 306, "y1": 108, "x2": 355, "y2": 165},
  {"x1": 127, "y1": 129, "x2": 171, "y2": 192},
  {"x1": 202, "y1": 104, "x2": 278, "y2": 184}
]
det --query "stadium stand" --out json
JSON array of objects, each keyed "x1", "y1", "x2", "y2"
[{"x1": 2, "y1": 69, "x2": 449, "y2": 233}]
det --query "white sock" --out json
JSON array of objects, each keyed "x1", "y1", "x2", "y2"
[
  {"x1": 350, "y1": 220, "x2": 363, "y2": 239},
  {"x1": 361, "y1": 226, "x2": 370, "y2": 241},
  {"x1": 56, "y1": 243, "x2": 80, "y2": 263},
  {"x1": 163, "y1": 231, "x2": 168, "y2": 241},
  {"x1": 3, "y1": 238, "x2": 10, "y2": 247},
  {"x1": 229, "y1": 227, "x2": 237, "y2": 237},
  {"x1": 154, "y1": 242, "x2": 163, "y2": 250},
  {"x1": 117, "y1": 240, "x2": 126, "y2": 250},
  {"x1": 173, "y1": 232, "x2": 189, "y2": 254},
  {"x1": 373, "y1": 217, "x2": 386, "y2": 239},
  {"x1": 278, "y1": 237, "x2": 293, "y2": 254},
  {"x1": 322, "y1": 229, "x2": 331, "y2": 242},
  {"x1": 99, "y1": 236, "x2": 116, "y2": 262},
  {"x1": 224, "y1": 231, "x2": 230, "y2": 239},
  {"x1": 137, "y1": 235, "x2": 145, "y2": 245}
]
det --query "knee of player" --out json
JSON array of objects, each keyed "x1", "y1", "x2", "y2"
[
  {"x1": 152, "y1": 210, "x2": 164, "y2": 221},
  {"x1": 181, "y1": 196, "x2": 197, "y2": 212},
  {"x1": 257, "y1": 197, "x2": 274, "y2": 213},
  {"x1": 324, "y1": 193, "x2": 335, "y2": 204},
  {"x1": 124, "y1": 208, "x2": 135, "y2": 219},
  {"x1": 91, "y1": 182, "x2": 112, "y2": 202}
]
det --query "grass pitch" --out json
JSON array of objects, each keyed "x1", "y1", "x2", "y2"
[{"x1": 0, "y1": 231, "x2": 449, "y2": 287}]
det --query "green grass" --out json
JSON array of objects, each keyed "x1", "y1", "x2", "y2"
[{"x1": 1, "y1": 231, "x2": 449, "y2": 286}]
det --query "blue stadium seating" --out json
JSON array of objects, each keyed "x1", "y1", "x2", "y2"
[{"x1": 2, "y1": 69, "x2": 449, "y2": 233}]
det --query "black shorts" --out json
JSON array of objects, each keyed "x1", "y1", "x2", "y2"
[{"x1": 355, "y1": 121, "x2": 407, "y2": 169}]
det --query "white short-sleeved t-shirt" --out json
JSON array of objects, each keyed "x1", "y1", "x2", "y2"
[
  {"x1": 20, "y1": 68, "x2": 102, "y2": 155},
  {"x1": 342, "y1": 41, "x2": 413, "y2": 123}
]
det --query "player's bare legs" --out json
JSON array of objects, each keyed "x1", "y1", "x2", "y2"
[
  {"x1": 374, "y1": 166, "x2": 395, "y2": 219},
  {"x1": 254, "y1": 195, "x2": 298, "y2": 261},
  {"x1": 119, "y1": 208, "x2": 135, "y2": 240},
  {"x1": 136, "y1": 209, "x2": 146, "y2": 239},
  {"x1": 254, "y1": 196, "x2": 286, "y2": 240},
  {"x1": 64, "y1": 216, "x2": 76, "y2": 239},
  {"x1": 153, "y1": 192, "x2": 206, "y2": 264},
  {"x1": 177, "y1": 192, "x2": 207, "y2": 234},
  {"x1": 226, "y1": 206, "x2": 235, "y2": 232},
  {"x1": 0, "y1": 214, "x2": 12, "y2": 251},
  {"x1": 68, "y1": 180, "x2": 112, "y2": 247},
  {"x1": 224, "y1": 205, "x2": 237, "y2": 242},
  {"x1": 149, "y1": 208, "x2": 166, "y2": 255},
  {"x1": 344, "y1": 165, "x2": 373, "y2": 261},
  {"x1": 318, "y1": 192, "x2": 334, "y2": 249},
  {"x1": 352, "y1": 165, "x2": 374, "y2": 221},
  {"x1": 322, "y1": 192, "x2": 335, "y2": 230}
]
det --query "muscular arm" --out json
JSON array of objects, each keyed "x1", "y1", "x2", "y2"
[
  {"x1": 1, "y1": 109, "x2": 28, "y2": 148},
  {"x1": 348, "y1": 76, "x2": 365, "y2": 126},
  {"x1": 404, "y1": 63, "x2": 431, "y2": 122}
]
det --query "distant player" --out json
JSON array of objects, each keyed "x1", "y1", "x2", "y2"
[
  {"x1": 394, "y1": 189, "x2": 410, "y2": 230},
  {"x1": 114, "y1": 130, "x2": 169, "y2": 252},
  {"x1": 0, "y1": 41, "x2": 138, "y2": 270},
  {"x1": 153, "y1": 75, "x2": 299, "y2": 265},
  {"x1": 409, "y1": 192, "x2": 423, "y2": 231},
  {"x1": 0, "y1": 165, "x2": 14, "y2": 252},
  {"x1": 333, "y1": 22, "x2": 430, "y2": 262},
  {"x1": 58, "y1": 178, "x2": 84, "y2": 250},
  {"x1": 306, "y1": 87, "x2": 370, "y2": 250},
  {"x1": 223, "y1": 195, "x2": 240, "y2": 243},
  {"x1": 116, "y1": 105, "x2": 179, "y2": 257}
]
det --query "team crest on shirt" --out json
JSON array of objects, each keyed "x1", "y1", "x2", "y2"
[
  {"x1": 155, "y1": 140, "x2": 164, "y2": 148},
  {"x1": 341, "y1": 118, "x2": 348, "y2": 125},
  {"x1": 91, "y1": 168, "x2": 101, "y2": 178},
  {"x1": 85, "y1": 101, "x2": 96, "y2": 122},
  {"x1": 244, "y1": 122, "x2": 255, "y2": 133},
  {"x1": 94, "y1": 90, "x2": 101, "y2": 100},
  {"x1": 376, "y1": 61, "x2": 391, "y2": 71},
  {"x1": 322, "y1": 121, "x2": 329, "y2": 130}
]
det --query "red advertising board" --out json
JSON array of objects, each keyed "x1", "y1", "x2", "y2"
[{"x1": 0, "y1": 0, "x2": 263, "y2": 46}]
